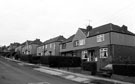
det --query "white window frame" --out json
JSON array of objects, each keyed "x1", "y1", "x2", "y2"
[
  {"x1": 100, "y1": 48, "x2": 108, "y2": 58},
  {"x1": 97, "y1": 34, "x2": 105, "y2": 42},
  {"x1": 79, "y1": 39, "x2": 85, "y2": 45},
  {"x1": 82, "y1": 50, "x2": 88, "y2": 59}
]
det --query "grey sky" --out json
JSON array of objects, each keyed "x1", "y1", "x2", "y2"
[{"x1": 0, "y1": 0, "x2": 135, "y2": 46}]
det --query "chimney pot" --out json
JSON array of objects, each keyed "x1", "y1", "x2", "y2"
[
  {"x1": 86, "y1": 25, "x2": 92, "y2": 31},
  {"x1": 122, "y1": 25, "x2": 128, "y2": 31}
]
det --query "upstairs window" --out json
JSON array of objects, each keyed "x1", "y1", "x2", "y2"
[
  {"x1": 45, "y1": 45, "x2": 47, "y2": 49},
  {"x1": 79, "y1": 39, "x2": 85, "y2": 45},
  {"x1": 50, "y1": 43, "x2": 52, "y2": 48},
  {"x1": 73, "y1": 40, "x2": 79, "y2": 47},
  {"x1": 97, "y1": 34, "x2": 104, "y2": 42},
  {"x1": 53, "y1": 43, "x2": 55, "y2": 49},
  {"x1": 62, "y1": 43, "x2": 66, "y2": 49}
]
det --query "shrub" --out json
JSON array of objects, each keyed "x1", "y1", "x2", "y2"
[
  {"x1": 81, "y1": 62, "x2": 97, "y2": 75},
  {"x1": 40, "y1": 56, "x2": 81, "y2": 68},
  {"x1": 113, "y1": 64, "x2": 135, "y2": 76}
]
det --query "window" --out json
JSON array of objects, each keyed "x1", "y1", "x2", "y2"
[
  {"x1": 62, "y1": 43, "x2": 66, "y2": 49},
  {"x1": 45, "y1": 45, "x2": 47, "y2": 49},
  {"x1": 50, "y1": 43, "x2": 52, "y2": 48},
  {"x1": 79, "y1": 39, "x2": 85, "y2": 45},
  {"x1": 81, "y1": 50, "x2": 88, "y2": 59},
  {"x1": 73, "y1": 40, "x2": 79, "y2": 47},
  {"x1": 73, "y1": 39, "x2": 85, "y2": 47},
  {"x1": 53, "y1": 43, "x2": 55, "y2": 49},
  {"x1": 97, "y1": 34, "x2": 104, "y2": 42},
  {"x1": 100, "y1": 48, "x2": 108, "y2": 58},
  {"x1": 42, "y1": 46, "x2": 44, "y2": 49},
  {"x1": 38, "y1": 53, "x2": 41, "y2": 56}
]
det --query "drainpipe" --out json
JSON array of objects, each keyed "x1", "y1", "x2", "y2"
[{"x1": 109, "y1": 25, "x2": 113, "y2": 64}]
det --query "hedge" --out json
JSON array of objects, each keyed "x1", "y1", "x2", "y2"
[
  {"x1": 20, "y1": 55, "x2": 32, "y2": 62},
  {"x1": 113, "y1": 64, "x2": 135, "y2": 76},
  {"x1": 40, "y1": 56, "x2": 81, "y2": 68},
  {"x1": 5, "y1": 54, "x2": 81, "y2": 68},
  {"x1": 81, "y1": 62, "x2": 97, "y2": 75}
]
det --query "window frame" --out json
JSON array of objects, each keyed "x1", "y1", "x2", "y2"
[
  {"x1": 100, "y1": 48, "x2": 108, "y2": 58},
  {"x1": 62, "y1": 43, "x2": 66, "y2": 49},
  {"x1": 97, "y1": 34, "x2": 105, "y2": 42}
]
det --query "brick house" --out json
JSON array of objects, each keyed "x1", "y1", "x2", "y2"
[
  {"x1": 8, "y1": 42, "x2": 20, "y2": 52},
  {"x1": 37, "y1": 44, "x2": 44, "y2": 56},
  {"x1": 39, "y1": 35, "x2": 66, "y2": 56},
  {"x1": 15, "y1": 45, "x2": 23, "y2": 54},
  {"x1": 60, "y1": 23, "x2": 135, "y2": 71},
  {"x1": 21, "y1": 39, "x2": 42, "y2": 55}
]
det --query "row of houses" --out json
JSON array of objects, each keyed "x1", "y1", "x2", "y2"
[{"x1": 12, "y1": 23, "x2": 135, "y2": 70}]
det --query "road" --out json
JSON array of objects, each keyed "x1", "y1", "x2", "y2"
[{"x1": 0, "y1": 57, "x2": 80, "y2": 84}]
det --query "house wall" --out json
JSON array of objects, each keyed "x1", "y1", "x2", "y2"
[
  {"x1": 15, "y1": 46, "x2": 22, "y2": 53},
  {"x1": 37, "y1": 45, "x2": 44, "y2": 56},
  {"x1": 60, "y1": 29, "x2": 86, "y2": 52},
  {"x1": 45, "y1": 43, "x2": 56, "y2": 55},
  {"x1": 29, "y1": 44, "x2": 39, "y2": 55},
  {"x1": 21, "y1": 46, "x2": 27, "y2": 54},
  {"x1": 72, "y1": 29, "x2": 86, "y2": 41},
  {"x1": 60, "y1": 33, "x2": 111, "y2": 52},
  {"x1": 55, "y1": 42, "x2": 61, "y2": 55},
  {"x1": 85, "y1": 33, "x2": 110, "y2": 48},
  {"x1": 21, "y1": 44, "x2": 39, "y2": 55},
  {"x1": 111, "y1": 32, "x2": 135, "y2": 46},
  {"x1": 60, "y1": 42, "x2": 74, "y2": 52}
]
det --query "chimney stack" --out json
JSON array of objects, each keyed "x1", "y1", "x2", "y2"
[
  {"x1": 86, "y1": 25, "x2": 92, "y2": 31},
  {"x1": 121, "y1": 25, "x2": 128, "y2": 31},
  {"x1": 86, "y1": 25, "x2": 92, "y2": 37}
]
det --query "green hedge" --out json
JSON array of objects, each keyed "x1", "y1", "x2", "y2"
[{"x1": 113, "y1": 64, "x2": 135, "y2": 76}]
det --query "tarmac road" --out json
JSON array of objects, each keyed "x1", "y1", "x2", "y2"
[{"x1": 0, "y1": 57, "x2": 80, "y2": 84}]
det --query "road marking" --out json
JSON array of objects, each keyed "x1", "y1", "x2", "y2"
[
  {"x1": 28, "y1": 82, "x2": 50, "y2": 84},
  {"x1": 34, "y1": 68, "x2": 63, "y2": 76}
]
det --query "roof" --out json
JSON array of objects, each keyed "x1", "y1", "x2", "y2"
[
  {"x1": 79, "y1": 28, "x2": 87, "y2": 35},
  {"x1": 30, "y1": 39, "x2": 42, "y2": 45},
  {"x1": 21, "y1": 40, "x2": 32, "y2": 45},
  {"x1": 44, "y1": 35, "x2": 66, "y2": 44},
  {"x1": 21, "y1": 39, "x2": 42, "y2": 46},
  {"x1": 87, "y1": 23, "x2": 135, "y2": 37},
  {"x1": 62, "y1": 34, "x2": 75, "y2": 43}
]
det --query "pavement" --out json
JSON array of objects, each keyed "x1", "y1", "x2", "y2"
[{"x1": 3, "y1": 57, "x2": 134, "y2": 84}]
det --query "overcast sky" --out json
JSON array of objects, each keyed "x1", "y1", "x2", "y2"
[{"x1": 0, "y1": 0, "x2": 135, "y2": 46}]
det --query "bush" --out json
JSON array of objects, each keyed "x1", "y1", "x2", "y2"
[
  {"x1": 31, "y1": 56, "x2": 41, "y2": 64},
  {"x1": 113, "y1": 64, "x2": 135, "y2": 76},
  {"x1": 40, "y1": 56, "x2": 81, "y2": 68},
  {"x1": 20, "y1": 55, "x2": 32, "y2": 62},
  {"x1": 40, "y1": 56, "x2": 50, "y2": 65},
  {"x1": 82, "y1": 62, "x2": 97, "y2": 75}
]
